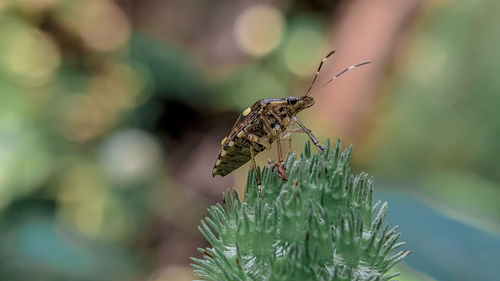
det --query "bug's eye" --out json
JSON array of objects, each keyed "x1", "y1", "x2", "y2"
[{"x1": 287, "y1": 98, "x2": 297, "y2": 105}]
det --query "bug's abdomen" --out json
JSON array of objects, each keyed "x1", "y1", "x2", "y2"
[{"x1": 212, "y1": 135, "x2": 265, "y2": 177}]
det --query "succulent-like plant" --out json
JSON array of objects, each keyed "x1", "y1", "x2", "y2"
[{"x1": 192, "y1": 140, "x2": 410, "y2": 281}]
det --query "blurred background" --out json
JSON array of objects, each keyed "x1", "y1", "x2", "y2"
[{"x1": 0, "y1": 0, "x2": 499, "y2": 280}]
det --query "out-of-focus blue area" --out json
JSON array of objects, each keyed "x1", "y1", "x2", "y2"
[
  {"x1": 0, "y1": 200, "x2": 141, "y2": 280},
  {"x1": 376, "y1": 188, "x2": 500, "y2": 281}
]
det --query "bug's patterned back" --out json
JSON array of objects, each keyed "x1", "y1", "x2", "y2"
[{"x1": 212, "y1": 97, "x2": 313, "y2": 177}]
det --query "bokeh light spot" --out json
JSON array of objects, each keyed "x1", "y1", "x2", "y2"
[
  {"x1": 57, "y1": 162, "x2": 135, "y2": 240},
  {"x1": 0, "y1": 27, "x2": 61, "y2": 85},
  {"x1": 235, "y1": 70, "x2": 286, "y2": 108},
  {"x1": 61, "y1": 94, "x2": 110, "y2": 142},
  {"x1": 283, "y1": 27, "x2": 327, "y2": 76},
  {"x1": 99, "y1": 129, "x2": 162, "y2": 187},
  {"x1": 234, "y1": 4, "x2": 284, "y2": 57},
  {"x1": 407, "y1": 34, "x2": 449, "y2": 85},
  {"x1": 80, "y1": 1, "x2": 130, "y2": 51},
  {"x1": 0, "y1": 99, "x2": 52, "y2": 210},
  {"x1": 57, "y1": 1, "x2": 130, "y2": 52},
  {"x1": 89, "y1": 63, "x2": 143, "y2": 111}
]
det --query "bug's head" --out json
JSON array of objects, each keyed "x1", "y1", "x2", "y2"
[{"x1": 286, "y1": 96, "x2": 315, "y2": 115}]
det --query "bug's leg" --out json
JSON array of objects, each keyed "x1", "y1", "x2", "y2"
[
  {"x1": 281, "y1": 129, "x2": 295, "y2": 151},
  {"x1": 259, "y1": 116, "x2": 288, "y2": 181},
  {"x1": 249, "y1": 146, "x2": 263, "y2": 198},
  {"x1": 266, "y1": 158, "x2": 273, "y2": 169},
  {"x1": 275, "y1": 137, "x2": 288, "y2": 181},
  {"x1": 281, "y1": 126, "x2": 303, "y2": 149},
  {"x1": 292, "y1": 116, "x2": 325, "y2": 151}
]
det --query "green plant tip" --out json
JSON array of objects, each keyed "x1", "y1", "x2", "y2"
[{"x1": 191, "y1": 139, "x2": 409, "y2": 281}]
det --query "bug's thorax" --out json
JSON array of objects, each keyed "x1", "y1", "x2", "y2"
[{"x1": 255, "y1": 96, "x2": 314, "y2": 138}]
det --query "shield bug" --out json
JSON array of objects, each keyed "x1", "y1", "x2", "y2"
[{"x1": 212, "y1": 50, "x2": 370, "y2": 196}]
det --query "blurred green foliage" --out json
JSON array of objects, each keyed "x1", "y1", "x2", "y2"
[
  {"x1": 0, "y1": 1, "x2": 159, "y2": 280},
  {"x1": 363, "y1": 0, "x2": 500, "y2": 233}
]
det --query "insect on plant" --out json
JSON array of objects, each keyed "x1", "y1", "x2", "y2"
[{"x1": 212, "y1": 50, "x2": 371, "y2": 196}]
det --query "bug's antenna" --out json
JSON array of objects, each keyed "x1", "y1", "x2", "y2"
[
  {"x1": 305, "y1": 61, "x2": 371, "y2": 97},
  {"x1": 304, "y1": 50, "x2": 336, "y2": 97}
]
